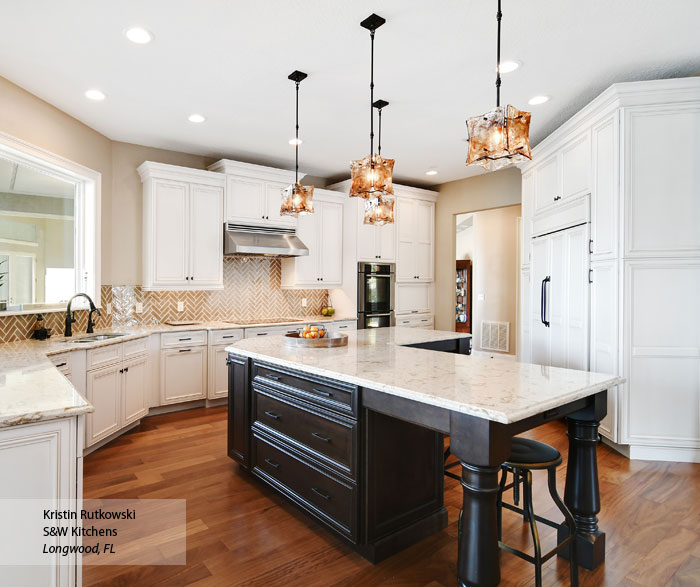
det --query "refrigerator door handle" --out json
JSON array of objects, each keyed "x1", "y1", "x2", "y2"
[{"x1": 541, "y1": 276, "x2": 551, "y2": 327}]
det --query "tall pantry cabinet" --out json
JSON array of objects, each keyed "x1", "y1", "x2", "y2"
[{"x1": 520, "y1": 77, "x2": 700, "y2": 463}]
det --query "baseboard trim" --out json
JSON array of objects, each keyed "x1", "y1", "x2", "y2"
[
  {"x1": 600, "y1": 436, "x2": 630, "y2": 458},
  {"x1": 628, "y1": 444, "x2": 700, "y2": 463}
]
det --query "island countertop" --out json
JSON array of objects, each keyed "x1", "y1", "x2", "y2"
[{"x1": 226, "y1": 327, "x2": 624, "y2": 424}]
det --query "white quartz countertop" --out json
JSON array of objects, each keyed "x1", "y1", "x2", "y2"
[
  {"x1": 0, "y1": 315, "x2": 355, "y2": 429},
  {"x1": 226, "y1": 327, "x2": 623, "y2": 425}
]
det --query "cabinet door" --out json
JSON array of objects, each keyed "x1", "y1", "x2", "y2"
[
  {"x1": 396, "y1": 198, "x2": 415, "y2": 281},
  {"x1": 319, "y1": 200, "x2": 343, "y2": 285},
  {"x1": 152, "y1": 179, "x2": 189, "y2": 286},
  {"x1": 122, "y1": 356, "x2": 148, "y2": 426},
  {"x1": 563, "y1": 223, "x2": 590, "y2": 370},
  {"x1": 521, "y1": 172, "x2": 534, "y2": 267},
  {"x1": 86, "y1": 364, "x2": 121, "y2": 446},
  {"x1": 548, "y1": 230, "x2": 568, "y2": 368},
  {"x1": 209, "y1": 345, "x2": 230, "y2": 399},
  {"x1": 415, "y1": 200, "x2": 434, "y2": 281},
  {"x1": 227, "y1": 354, "x2": 250, "y2": 467},
  {"x1": 395, "y1": 283, "x2": 432, "y2": 315},
  {"x1": 529, "y1": 236, "x2": 551, "y2": 366},
  {"x1": 189, "y1": 184, "x2": 223, "y2": 287},
  {"x1": 519, "y1": 267, "x2": 531, "y2": 363},
  {"x1": 534, "y1": 155, "x2": 560, "y2": 213},
  {"x1": 292, "y1": 207, "x2": 320, "y2": 285},
  {"x1": 225, "y1": 177, "x2": 265, "y2": 223},
  {"x1": 591, "y1": 114, "x2": 618, "y2": 260},
  {"x1": 265, "y1": 182, "x2": 296, "y2": 227},
  {"x1": 160, "y1": 347, "x2": 207, "y2": 404},
  {"x1": 357, "y1": 201, "x2": 378, "y2": 262},
  {"x1": 561, "y1": 131, "x2": 591, "y2": 200},
  {"x1": 377, "y1": 220, "x2": 396, "y2": 261}
]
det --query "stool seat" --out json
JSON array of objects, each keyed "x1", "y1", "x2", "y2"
[{"x1": 506, "y1": 437, "x2": 562, "y2": 468}]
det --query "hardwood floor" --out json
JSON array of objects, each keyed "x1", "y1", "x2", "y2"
[{"x1": 83, "y1": 407, "x2": 700, "y2": 587}]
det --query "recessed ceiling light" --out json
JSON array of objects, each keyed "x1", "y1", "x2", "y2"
[
  {"x1": 496, "y1": 60, "x2": 520, "y2": 74},
  {"x1": 188, "y1": 114, "x2": 206, "y2": 123},
  {"x1": 528, "y1": 95, "x2": 550, "y2": 105},
  {"x1": 125, "y1": 27, "x2": 154, "y2": 44},
  {"x1": 288, "y1": 138, "x2": 302, "y2": 145},
  {"x1": 425, "y1": 169, "x2": 438, "y2": 176},
  {"x1": 84, "y1": 89, "x2": 106, "y2": 101}
]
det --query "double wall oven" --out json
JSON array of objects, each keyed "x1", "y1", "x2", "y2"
[{"x1": 357, "y1": 262, "x2": 395, "y2": 329}]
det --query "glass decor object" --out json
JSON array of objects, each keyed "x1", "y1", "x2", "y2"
[
  {"x1": 280, "y1": 183, "x2": 314, "y2": 216},
  {"x1": 466, "y1": 105, "x2": 532, "y2": 171},
  {"x1": 363, "y1": 195, "x2": 395, "y2": 225},
  {"x1": 349, "y1": 154, "x2": 395, "y2": 199}
]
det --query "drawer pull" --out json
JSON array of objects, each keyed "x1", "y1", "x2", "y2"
[
  {"x1": 256, "y1": 332, "x2": 268, "y2": 336},
  {"x1": 311, "y1": 487, "x2": 331, "y2": 500},
  {"x1": 179, "y1": 348, "x2": 192, "y2": 353},
  {"x1": 265, "y1": 373, "x2": 281, "y2": 381},
  {"x1": 311, "y1": 432, "x2": 331, "y2": 443},
  {"x1": 264, "y1": 458, "x2": 280, "y2": 469},
  {"x1": 264, "y1": 410, "x2": 281, "y2": 420},
  {"x1": 179, "y1": 337, "x2": 192, "y2": 341},
  {"x1": 311, "y1": 388, "x2": 332, "y2": 398},
  {"x1": 338, "y1": 326, "x2": 347, "y2": 329},
  {"x1": 55, "y1": 362, "x2": 67, "y2": 368},
  {"x1": 222, "y1": 335, "x2": 236, "y2": 339}
]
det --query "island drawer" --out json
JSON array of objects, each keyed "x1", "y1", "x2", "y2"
[
  {"x1": 253, "y1": 361, "x2": 358, "y2": 417},
  {"x1": 254, "y1": 388, "x2": 357, "y2": 478},
  {"x1": 253, "y1": 432, "x2": 357, "y2": 541}
]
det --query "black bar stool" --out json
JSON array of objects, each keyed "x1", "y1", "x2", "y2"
[{"x1": 496, "y1": 437, "x2": 578, "y2": 586}]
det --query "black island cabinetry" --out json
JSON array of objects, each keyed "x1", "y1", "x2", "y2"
[{"x1": 227, "y1": 355, "x2": 447, "y2": 562}]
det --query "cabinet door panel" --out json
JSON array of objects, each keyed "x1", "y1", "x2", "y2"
[
  {"x1": 396, "y1": 199, "x2": 415, "y2": 281},
  {"x1": 548, "y1": 231, "x2": 568, "y2": 368},
  {"x1": 521, "y1": 172, "x2": 534, "y2": 267},
  {"x1": 378, "y1": 220, "x2": 396, "y2": 261},
  {"x1": 529, "y1": 237, "x2": 550, "y2": 366},
  {"x1": 561, "y1": 132, "x2": 591, "y2": 199},
  {"x1": 228, "y1": 354, "x2": 250, "y2": 467},
  {"x1": 396, "y1": 283, "x2": 432, "y2": 315},
  {"x1": 226, "y1": 177, "x2": 265, "y2": 223},
  {"x1": 152, "y1": 179, "x2": 189, "y2": 285},
  {"x1": 356, "y1": 200, "x2": 377, "y2": 262},
  {"x1": 320, "y1": 200, "x2": 343, "y2": 285},
  {"x1": 415, "y1": 200, "x2": 434, "y2": 281},
  {"x1": 265, "y1": 182, "x2": 296, "y2": 227},
  {"x1": 189, "y1": 184, "x2": 223, "y2": 286},
  {"x1": 564, "y1": 224, "x2": 590, "y2": 370},
  {"x1": 209, "y1": 345, "x2": 230, "y2": 399},
  {"x1": 292, "y1": 209, "x2": 319, "y2": 284},
  {"x1": 592, "y1": 115, "x2": 618, "y2": 259},
  {"x1": 534, "y1": 155, "x2": 560, "y2": 213},
  {"x1": 160, "y1": 347, "x2": 207, "y2": 404},
  {"x1": 86, "y1": 365, "x2": 121, "y2": 445},
  {"x1": 122, "y1": 356, "x2": 148, "y2": 426}
]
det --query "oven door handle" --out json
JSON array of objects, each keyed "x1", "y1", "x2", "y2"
[{"x1": 365, "y1": 313, "x2": 392, "y2": 317}]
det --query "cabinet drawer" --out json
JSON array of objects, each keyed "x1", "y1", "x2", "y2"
[
  {"x1": 330, "y1": 320, "x2": 356, "y2": 332},
  {"x1": 122, "y1": 336, "x2": 148, "y2": 359},
  {"x1": 253, "y1": 362, "x2": 357, "y2": 417},
  {"x1": 49, "y1": 352, "x2": 72, "y2": 372},
  {"x1": 87, "y1": 343, "x2": 122, "y2": 370},
  {"x1": 253, "y1": 432, "x2": 357, "y2": 540},
  {"x1": 254, "y1": 389, "x2": 356, "y2": 478},
  {"x1": 210, "y1": 328, "x2": 244, "y2": 345},
  {"x1": 161, "y1": 330, "x2": 207, "y2": 348}
]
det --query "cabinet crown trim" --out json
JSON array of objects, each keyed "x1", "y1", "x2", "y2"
[
  {"x1": 208, "y1": 159, "x2": 305, "y2": 183},
  {"x1": 138, "y1": 161, "x2": 225, "y2": 186},
  {"x1": 327, "y1": 179, "x2": 438, "y2": 202}
]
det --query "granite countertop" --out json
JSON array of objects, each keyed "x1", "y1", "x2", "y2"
[
  {"x1": 226, "y1": 327, "x2": 624, "y2": 425},
  {"x1": 0, "y1": 315, "x2": 355, "y2": 429}
]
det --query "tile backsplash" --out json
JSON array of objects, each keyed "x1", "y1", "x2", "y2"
[{"x1": 0, "y1": 257, "x2": 328, "y2": 342}]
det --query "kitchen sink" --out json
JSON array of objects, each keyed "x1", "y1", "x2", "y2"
[{"x1": 73, "y1": 333, "x2": 127, "y2": 343}]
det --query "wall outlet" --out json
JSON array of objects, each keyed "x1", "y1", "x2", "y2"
[
  {"x1": 177, "y1": 301, "x2": 184, "y2": 312},
  {"x1": 135, "y1": 302, "x2": 143, "y2": 314},
  {"x1": 106, "y1": 302, "x2": 112, "y2": 315},
  {"x1": 301, "y1": 298, "x2": 308, "y2": 307}
]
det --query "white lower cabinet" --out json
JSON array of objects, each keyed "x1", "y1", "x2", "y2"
[
  {"x1": 160, "y1": 346, "x2": 207, "y2": 404},
  {"x1": 326, "y1": 320, "x2": 357, "y2": 332},
  {"x1": 396, "y1": 283, "x2": 433, "y2": 315},
  {"x1": 209, "y1": 346, "x2": 230, "y2": 400},
  {"x1": 86, "y1": 364, "x2": 122, "y2": 445},
  {"x1": 122, "y1": 356, "x2": 149, "y2": 425},
  {"x1": 397, "y1": 313, "x2": 434, "y2": 329}
]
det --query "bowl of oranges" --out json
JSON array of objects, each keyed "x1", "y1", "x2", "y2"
[{"x1": 285, "y1": 324, "x2": 348, "y2": 348}]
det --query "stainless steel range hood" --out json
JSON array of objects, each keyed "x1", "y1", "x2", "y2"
[{"x1": 223, "y1": 223, "x2": 309, "y2": 257}]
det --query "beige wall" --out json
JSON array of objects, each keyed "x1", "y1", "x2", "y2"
[
  {"x1": 0, "y1": 76, "x2": 113, "y2": 282},
  {"x1": 110, "y1": 142, "x2": 215, "y2": 285},
  {"x1": 435, "y1": 168, "x2": 521, "y2": 331}
]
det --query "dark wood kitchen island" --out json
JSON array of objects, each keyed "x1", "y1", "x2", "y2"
[{"x1": 226, "y1": 327, "x2": 622, "y2": 586}]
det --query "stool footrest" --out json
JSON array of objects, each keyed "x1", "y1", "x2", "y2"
[{"x1": 501, "y1": 501, "x2": 562, "y2": 531}]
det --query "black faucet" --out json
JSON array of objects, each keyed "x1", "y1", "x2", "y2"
[{"x1": 65, "y1": 293, "x2": 101, "y2": 337}]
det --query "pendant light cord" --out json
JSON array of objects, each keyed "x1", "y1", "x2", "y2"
[
  {"x1": 295, "y1": 80, "x2": 300, "y2": 185},
  {"x1": 377, "y1": 107, "x2": 382, "y2": 156},
  {"x1": 370, "y1": 30, "x2": 375, "y2": 167},
  {"x1": 496, "y1": 0, "x2": 502, "y2": 107}
]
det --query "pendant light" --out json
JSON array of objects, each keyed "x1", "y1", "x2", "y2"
[
  {"x1": 280, "y1": 70, "x2": 314, "y2": 216},
  {"x1": 465, "y1": 0, "x2": 532, "y2": 171},
  {"x1": 349, "y1": 14, "x2": 395, "y2": 201},
  {"x1": 364, "y1": 99, "x2": 394, "y2": 225}
]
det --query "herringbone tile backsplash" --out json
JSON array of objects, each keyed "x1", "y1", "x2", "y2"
[{"x1": 0, "y1": 258, "x2": 328, "y2": 342}]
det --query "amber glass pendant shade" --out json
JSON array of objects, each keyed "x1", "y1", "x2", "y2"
[
  {"x1": 280, "y1": 183, "x2": 314, "y2": 217},
  {"x1": 466, "y1": 105, "x2": 532, "y2": 171},
  {"x1": 363, "y1": 194, "x2": 395, "y2": 225},
  {"x1": 349, "y1": 154, "x2": 395, "y2": 199}
]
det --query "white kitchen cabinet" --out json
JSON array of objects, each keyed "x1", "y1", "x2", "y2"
[
  {"x1": 396, "y1": 198, "x2": 434, "y2": 282},
  {"x1": 534, "y1": 154, "x2": 560, "y2": 213},
  {"x1": 225, "y1": 176, "x2": 265, "y2": 223},
  {"x1": 244, "y1": 324, "x2": 301, "y2": 338},
  {"x1": 521, "y1": 172, "x2": 534, "y2": 268},
  {"x1": 0, "y1": 417, "x2": 81, "y2": 587},
  {"x1": 396, "y1": 283, "x2": 433, "y2": 315},
  {"x1": 139, "y1": 162, "x2": 225, "y2": 290},
  {"x1": 591, "y1": 113, "x2": 618, "y2": 260},
  {"x1": 208, "y1": 328, "x2": 244, "y2": 400},
  {"x1": 122, "y1": 355, "x2": 149, "y2": 426},
  {"x1": 86, "y1": 363, "x2": 121, "y2": 445},
  {"x1": 265, "y1": 181, "x2": 296, "y2": 227},
  {"x1": 160, "y1": 346, "x2": 207, "y2": 404},
  {"x1": 281, "y1": 191, "x2": 344, "y2": 288},
  {"x1": 326, "y1": 319, "x2": 357, "y2": 332},
  {"x1": 355, "y1": 198, "x2": 396, "y2": 262},
  {"x1": 397, "y1": 312, "x2": 434, "y2": 329}
]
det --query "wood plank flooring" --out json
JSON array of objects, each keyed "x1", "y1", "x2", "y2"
[{"x1": 83, "y1": 407, "x2": 700, "y2": 587}]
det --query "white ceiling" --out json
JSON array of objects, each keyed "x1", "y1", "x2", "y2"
[{"x1": 1, "y1": 0, "x2": 699, "y2": 187}]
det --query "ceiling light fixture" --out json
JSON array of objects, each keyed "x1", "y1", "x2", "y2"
[
  {"x1": 84, "y1": 89, "x2": 106, "y2": 101},
  {"x1": 188, "y1": 114, "x2": 206, "y2": 123},
  {"x1": 349, "y1": 13, "x2": 395, "y2": 224},
  {"x1": 425, "y1": 169, "x2": 438, "y2": 176},
  {"x1": 125, "y1": 27, "x2": 154, "y2": 44},
  {"x1": 496, "y1": 60, "x2": 520, "y2": 74},
  {"x1": 528, "y1": 95, "x2": 550, "y2": 105},
  {"x1": 364, "y1": 99, "x2": 394, "y2": 225},
  {"x1": 280, "y1": 70, "x2": 314, "y2": 217},
  {"x1": 466, "y1": 0, "x2": 532, "y2": 171}
]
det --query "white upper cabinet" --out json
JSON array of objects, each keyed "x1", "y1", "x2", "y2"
[
  {"x1": 355, "y1": 198, "x2": 396, "y2": 262},
  {"x1": 591, "y1": 113, "x2": 618, "y2": 260},
  {"x1": 396, "y1": 197, "x2": 434, "y2": 282},
  {"x1": 209, "y1": 160, "x2": 297, "y2": 228},
  {"x1": 139, "y1": 162, "x2": 224, "y2": 290},
  {"x1": 534, "y1": 154, "x2": 560, "y2": 213},
  {"x1": 281, "y1": 190, "x2": 344, "y2": 288},
  {"x1": 521, "y1": 171, "x2": 534, "y2": 267}
]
